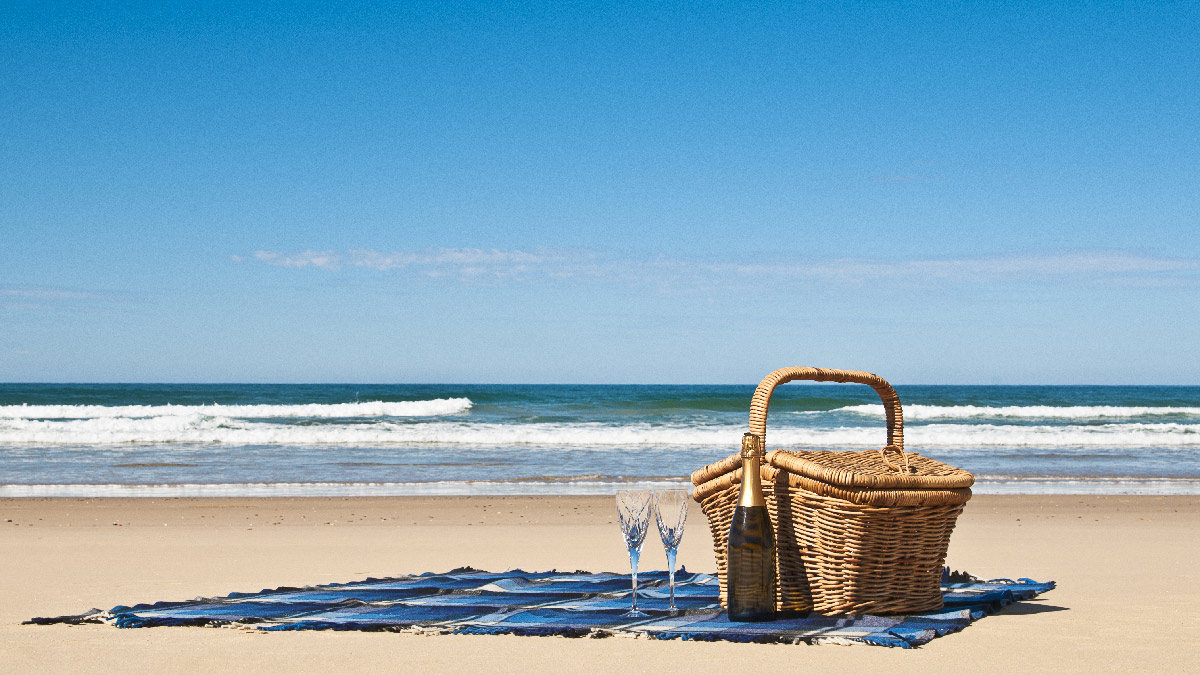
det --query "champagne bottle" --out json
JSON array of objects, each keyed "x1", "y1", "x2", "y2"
[{"x1": 726, "y1": 432, "x2": 776, "y2": 621}]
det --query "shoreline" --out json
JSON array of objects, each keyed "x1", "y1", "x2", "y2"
[
  {"x1": 4, "y1": 474, "x2": 1200, "y2": 497},
  {"x1": 5, "y1": 494, "x2": 1199, "y2": 673}
]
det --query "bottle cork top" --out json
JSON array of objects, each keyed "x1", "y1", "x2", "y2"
[{"x1": 741, "y1": 433, "x2": 763, "y2": 458}]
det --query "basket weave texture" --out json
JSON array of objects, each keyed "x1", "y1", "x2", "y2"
[{"x1": 691, "y1": 367, "x2": 974, "y2": 615}]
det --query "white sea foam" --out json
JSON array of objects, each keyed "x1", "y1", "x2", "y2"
[
  {"x1": 971, "y1": 476, "x2": 1200, "y2": 496},
  {"x1": 1, "y1": 418, "x2": 1197, "y2": 447},
  {"x1": 0, "y1": 398, "x2": 473, "y2": 420},
  {"x1": 0, "y1": 479, "x2": 694, "y2": 498},
  {"x1": 792, "y1": 423, "x2": 1200, "y2": 447},
  {"x1": 815, "y1": 404, "x2": 1200, "y2": 420},
  {"x1": 3, "y1": 476, "x2": 1198, "y2": 497}
]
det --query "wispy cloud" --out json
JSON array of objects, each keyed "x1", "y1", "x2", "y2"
[
  {"x1": 235, "y1": 249, "x2": 1200, "y2": 288},
  {"x1": 1, "y1": 285, "x2": 114, "y2": 312},
  {"x1": 713, "y1": 252, "x2": 1200, "y2": 285},
  {"x1": 0, "y1": 287, "x2": 103, "y2": 300},
  {"x1": 240, "y1": 247, "x2": 586, "y2": 279},
  {"x1": 348, "y1": 248, "x2": 567, "y2": 277},
  {"x1": 250, "y1": 250, "x2": 342, "y2": 270}
]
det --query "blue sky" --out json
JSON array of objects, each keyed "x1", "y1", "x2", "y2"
[{"x1": 2, "y1": 1, "x2": 1197, "y2": 384}]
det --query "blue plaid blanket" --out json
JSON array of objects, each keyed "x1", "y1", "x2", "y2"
[{"x1": 28, "y1": 568, "x2": 1054, "y2": 648}]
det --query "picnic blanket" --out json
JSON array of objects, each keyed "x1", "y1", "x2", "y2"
[{"x1": 28, "y1": 568, "x2": 1055, "y2": 648}]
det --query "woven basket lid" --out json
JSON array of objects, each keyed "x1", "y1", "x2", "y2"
[{"x1": 767, "y1": 449, "x2": 975, "y2": 491}]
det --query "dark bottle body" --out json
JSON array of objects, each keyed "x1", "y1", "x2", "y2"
[
  {"x1": 727, "y1": 505, "x2": 776, "y2": 621},
  {"x1": 726, "y1": 433, "x2": 776, "y2": 622}
]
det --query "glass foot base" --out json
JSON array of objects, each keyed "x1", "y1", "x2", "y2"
[{"x1": 620, "y1": 609, "x2": 649, "y2": 618}]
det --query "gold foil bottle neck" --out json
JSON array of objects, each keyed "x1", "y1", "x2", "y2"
[
  {"x1": 738, "y1": 433, "x2": 766, "y2": 507},
  {"x1": 741, "y1": 433, "x2": 763, "y2": 458}
]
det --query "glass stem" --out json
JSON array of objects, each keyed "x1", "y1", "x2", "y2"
[
  {"x1": 666, "y1": 547, "x2": 677, "y2": 610},
  {"x1": 629, "y1": 547, "x2": 640, "y2": 612}
]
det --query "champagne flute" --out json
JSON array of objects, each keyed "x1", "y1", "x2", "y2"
[
  {"x1": 615, "y1": 489, "x2": 652, "y2": 617},
  {"x1": 654, "y1": 489, "x2": 688, "y2": 612}
]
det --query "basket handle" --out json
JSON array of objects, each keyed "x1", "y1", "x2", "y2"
[{"x1": 749, "y1": 367, "x2": 904, "y2": 454}]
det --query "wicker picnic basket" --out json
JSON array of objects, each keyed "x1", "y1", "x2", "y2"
[{"x1": 691, "y1": 367, "x2": 974, "y2": 615}]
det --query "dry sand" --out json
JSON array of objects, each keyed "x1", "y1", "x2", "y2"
[{"x1": 2, "y1": 494, "x2": 1198, "y2": 674}]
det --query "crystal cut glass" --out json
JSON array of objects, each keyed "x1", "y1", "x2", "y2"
[
  {"x1": 615, "y1": 489, "x2": 652, "y2": 617},
  {"x1": 654, "y1": 489, "x2": 688, "y2": 612}
]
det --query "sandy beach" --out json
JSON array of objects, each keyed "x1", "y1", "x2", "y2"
[{"x1": 2, "y1": 494, "x2": 1198, "y2": 673}]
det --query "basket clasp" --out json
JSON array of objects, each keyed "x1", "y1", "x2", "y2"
[{"x1": 879, "y1": 445, "x2": 916, "y2": 473}]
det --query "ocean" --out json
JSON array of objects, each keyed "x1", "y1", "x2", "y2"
[{"x1": 1, "y1": 383, "x2": 1198, "y2": 496}]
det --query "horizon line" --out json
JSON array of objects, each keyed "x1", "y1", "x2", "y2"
[{"x1": 1, "y1": 381, "x2": 1196, "y2": 387}]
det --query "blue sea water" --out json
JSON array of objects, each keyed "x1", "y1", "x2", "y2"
[{"x1": 1, "y1": 383, "x2": 1199, "y2": 496}]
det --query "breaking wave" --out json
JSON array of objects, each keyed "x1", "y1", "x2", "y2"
[
  {"x1": 816, "y1": 404, "x2": 1200, "y2": 420},
  {"x1": 0, "y1": 398, "x2": 473, "y2": 420},
  {"x1": 1, "y1": 418, "x2": 1197, "y2": 447}
]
